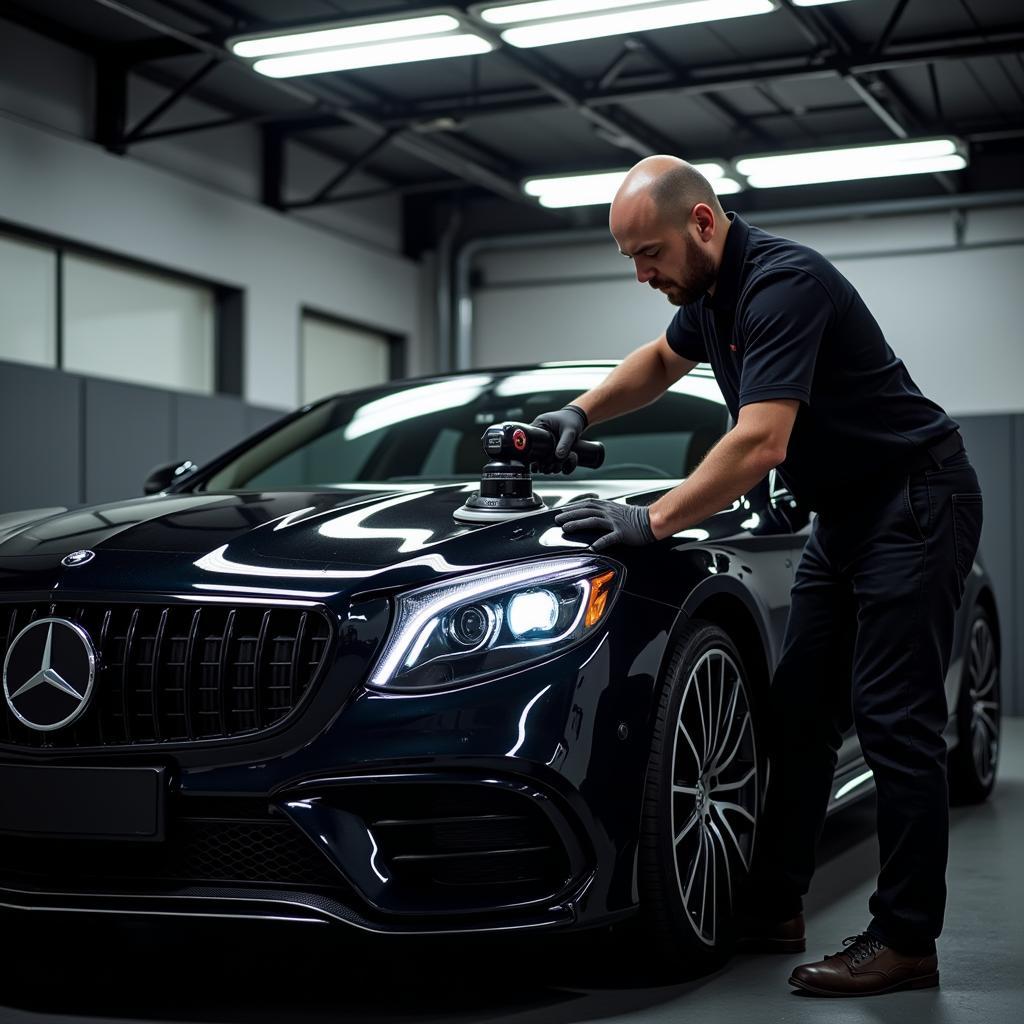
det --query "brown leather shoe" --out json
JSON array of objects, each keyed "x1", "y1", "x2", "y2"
[
  {"x1": 735, "y1": 912, "x2": 806, "y2": 953},
  {"x1": 789, "y1": 933, "x2": 939, "y2": 996}
]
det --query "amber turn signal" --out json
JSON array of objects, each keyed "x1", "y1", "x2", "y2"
[{"x1": 585, "y1": 569, "x2": 616, "y2": 627}]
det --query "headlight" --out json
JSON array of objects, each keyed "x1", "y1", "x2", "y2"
[{"x1": 366, "y1": 556, "x2": 620, "y2": 692}]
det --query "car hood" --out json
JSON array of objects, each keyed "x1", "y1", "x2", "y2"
[{"x1": 0, "y1": 480, "x2": 674, "y2": 598}]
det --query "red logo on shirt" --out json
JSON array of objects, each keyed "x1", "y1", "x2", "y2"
[{"x1": 729, "y1": 343, "x2": 737, "y2": 352}]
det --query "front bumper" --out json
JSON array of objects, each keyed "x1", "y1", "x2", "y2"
[{"x1": 0, "y1": 591, "x2": 676, "y2": 934}]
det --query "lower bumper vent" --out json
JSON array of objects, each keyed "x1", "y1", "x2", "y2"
[
  {"x1": 353, "y1": 783, "x2": 572, "y2": 900},
  {"x1": 0, "y1": 816, "x2": 347, "y2": 892}
]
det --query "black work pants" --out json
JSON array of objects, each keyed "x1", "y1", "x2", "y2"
[{"x1": 748, "y1": 447, "x2": 983, "y2": 955}]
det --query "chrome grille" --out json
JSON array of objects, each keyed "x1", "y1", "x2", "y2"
[{"x1": 0, "y1": 603, "x2": 332, "y2": 748}]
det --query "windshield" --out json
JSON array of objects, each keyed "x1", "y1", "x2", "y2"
[{"x1": 199, "y1": 366, "x2": 728, "y2": 491}]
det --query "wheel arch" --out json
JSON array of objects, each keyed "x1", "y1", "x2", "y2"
[
  {"x1": 640, "y1": 578, "x2": 775, "y2": 770},
  {"x1": 686, "y1": 591, "x2": 773, "y2": 710},
  {"x1": 656, "y1": 577, "x2": 774, "y2": 710}
]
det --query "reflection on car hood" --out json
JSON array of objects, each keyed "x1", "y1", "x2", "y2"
[{"x1": 0, "y1": 480, "x2": 674, "y2": 596}]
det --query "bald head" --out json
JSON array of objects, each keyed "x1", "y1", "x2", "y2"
[
  {"x1": 609, "y1": 155, "x2": 729, "y2": 308},
  {"x1": 612, "y1": 155, "x2": 724, "y2": 228}
]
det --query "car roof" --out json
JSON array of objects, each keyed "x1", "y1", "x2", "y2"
[{"x1": 301, "y1": 362, "x2": 625, "y2": 409}]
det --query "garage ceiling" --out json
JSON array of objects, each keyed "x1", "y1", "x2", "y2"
[{"x1": 4, "y1": 0, "x2": 1023, "y2": 249}]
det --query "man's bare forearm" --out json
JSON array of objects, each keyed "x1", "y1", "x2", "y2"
[
  {"x1": 570, "y1": 342, "x2": 673, "y2": 426},
  {"x1": 647, "y1": 428, "x2": 781, "y2": 540}
]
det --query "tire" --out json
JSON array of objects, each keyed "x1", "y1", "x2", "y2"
[
  {"x1": 948, "y1": 606, "x2": 1001, "y2": 804},
  {"x1": 629, "y1": 619, "x2": 761, "y2": 976}
]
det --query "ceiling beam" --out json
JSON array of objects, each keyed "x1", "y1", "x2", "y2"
[
  {"x1": 776, "y1": 0, "x2": 957, "y2": 192},
  {"x1": 873, "y1": 0, "x2": 914, "y2": 57},
  {"x1": 85, "y1": 0, "x2": 533, "y2": 207},
  {"x1": 464, "y1": 21, "x2": 679, "y2": 157},
  {"x1": 184, "y1": 0, "x2": 682, "y2": 158},
  {"x1": 630, "y1": 32, "x2": 775, "y2": 146},
  {"x1": 0, "y1": 0, "x2": 102, "y2": 52},
  {"x1": 288, "y1": 129, "x2": 402, "y2": 209},
  {"x1": 123, "y1": 56, "x2": 220, "y2": 143},
  {"x1": 337, "y1": 30, "x2": 1024, "y2": 129}
]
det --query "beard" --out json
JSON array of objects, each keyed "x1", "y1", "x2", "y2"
[{"x1": 650, "y1": 234, "x2": 717, "y2": 306}]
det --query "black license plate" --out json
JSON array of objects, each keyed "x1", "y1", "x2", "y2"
[{"x1": 0, "y1": 764, "x2": 166, "y2": 841}]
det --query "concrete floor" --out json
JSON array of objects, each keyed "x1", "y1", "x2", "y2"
[{"x1": 3, "y1": 720, "x2": 1022, "y2": 1024}]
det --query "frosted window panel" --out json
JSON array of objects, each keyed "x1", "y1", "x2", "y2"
[
  {"x1": 63, "y1": 253, "x2": 214, "y2": 393},
  {"x1": 0, "y1": 233, "x2": 56, "y2": 368},
  {"x1": 301, "y1": 315, "x2": 389, "y2": 404}
]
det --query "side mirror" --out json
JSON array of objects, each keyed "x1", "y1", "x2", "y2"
[
  {"x1": 749, "y1": 470, "x2": 809, "y2": 535},
  {"x1": 144, "y1": 459, "x2": 198, "y2": 495}
]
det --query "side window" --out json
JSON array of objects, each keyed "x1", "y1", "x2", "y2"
[{"x1": 582, "y1": 391, "x2": 728, "y2": 479}]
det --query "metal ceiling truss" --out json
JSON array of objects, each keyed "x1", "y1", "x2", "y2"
[
  {"x1": 872, "y1": 0, "x2": 914, "y2": 58},
  {"x1": 776, "y1": 0, "x2": 957, "y2": 192},
  {"x1": 84, "y1": 0, "x2": 528, "y2": 210},
  {"x1": 626, "y1": 32, "x2": 776, "y2": 146},
  {"x1": 349, "y1": 29, "x2": 1024, "y2": 131},
  {"x1": 6, "y1": 0, "x2": 1022, "y2": 210},
  {"x1": 451, "y1": 16, "x2": 680, "y2": 157},
  {"x1": 80, "y1": 0, "x2": 684, "y2": 211}
]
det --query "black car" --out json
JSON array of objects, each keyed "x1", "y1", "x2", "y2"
[{"x1": 0, "y1": 362, "x2": 1002, "y2": 968}]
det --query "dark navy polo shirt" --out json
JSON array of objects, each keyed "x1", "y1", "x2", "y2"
[{"x1": 666, "y1": 212, "x2": 958, "y2": 509}]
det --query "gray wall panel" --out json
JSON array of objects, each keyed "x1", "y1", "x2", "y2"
[
  {"x1": 1, "y1": 366, "x2": 294, "y2": 513},
  {"x1": 1014, "y1": 415, "x2": 1023, "y2": 718},
  {"x1": 174, "y1": 392, "x2": 247, "y2": 469},
  {"x1": 958, "y1": 416, "x2": 1017, "y2": 714},
  {"x1": 0, "y1": 360, "x2": 81, "y2": 513},
  {"x1": 84, "y1": 378, "x2": 173, "y2": 506}
]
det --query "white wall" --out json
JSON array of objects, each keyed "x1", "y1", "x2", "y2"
[
  {"x1": 0, "y1": 233, "x2": 57, "y2": 368},
  {"x1": 471, "y1": 205, "x2": 1024, "y2": 417},
  {"x1": 62, "y1": 251, "x2": 216, "y2": 394},
  {"x1": 0, "y1": 20, "x2": 426, "y2": 408}
]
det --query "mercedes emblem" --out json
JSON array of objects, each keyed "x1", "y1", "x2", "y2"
[
  {"x1": 2, "y1": 618, "x2": 96, "y2": 732},
  {"x1": 61, "y1": 550, "x2": 95, "y2": 567}
]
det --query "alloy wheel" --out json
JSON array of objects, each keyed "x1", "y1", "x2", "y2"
[
  {"x1": 967, "y1": 616, "x2": 999, "y2": 788},
  {"x1": 669, "y1": 647, "x2": 758, "y2": 946}
]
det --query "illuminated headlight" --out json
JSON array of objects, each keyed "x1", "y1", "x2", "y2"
[
  {"x1": 508, "y1": 590, "x2": 558, "y2": 637},
  {"x1": 367, "y1": 556, "x2": 620, "y2": 692}
]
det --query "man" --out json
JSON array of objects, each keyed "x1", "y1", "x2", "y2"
[{"x1": 537, "y1": 155, "x2": 983, "y2": 996}]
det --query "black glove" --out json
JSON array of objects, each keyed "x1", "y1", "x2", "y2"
[
  {"x1": 531, "y1": 405, "x2": 588, "y2": 475},
  {"x1": 554, "y1": 499, "x2": 656, "y2": 552}
]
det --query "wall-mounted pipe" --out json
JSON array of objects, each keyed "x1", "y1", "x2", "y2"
[
  {"x1": 453, "y1": 189, "x2": 1024, "y2": 371},
  {"x1": 435, "y1": 208, "x2": 461, "y2": 374}
]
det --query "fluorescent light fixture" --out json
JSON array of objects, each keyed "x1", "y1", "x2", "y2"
[
  {"x1": 523, "y1": 163, "x2": 740, "y2": 207},
  {"x1": 476, "y1": 0, "x2": 776, "y2": 48},
  {"x1": 231, "y1": 15, "x2": 462, "y2": 57},
  {"x1": 736, "y1": 137, "x2": 968, "y2": 188},
  {"x1": 228, "y1": 10, "x2": 492, "y2": 77},
  {"x1": 791, "y1": 1, "x2": 856, "y2": 7},
  {"x1": 712, "y1": 177, "x2": 743, "y2": 195}
]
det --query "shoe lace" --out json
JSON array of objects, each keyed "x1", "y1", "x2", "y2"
[{"x1": 834, "y1": 933, "x2": 887, "y2": 966}]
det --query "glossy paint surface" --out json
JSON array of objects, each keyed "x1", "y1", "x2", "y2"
[{"x1": 0, "y1": 366, "x2": 997, "y2": 933}]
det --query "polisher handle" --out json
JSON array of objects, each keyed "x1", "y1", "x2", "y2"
[{"x1": 572, "y1": 438, "x2": 605, "y2": 469}]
